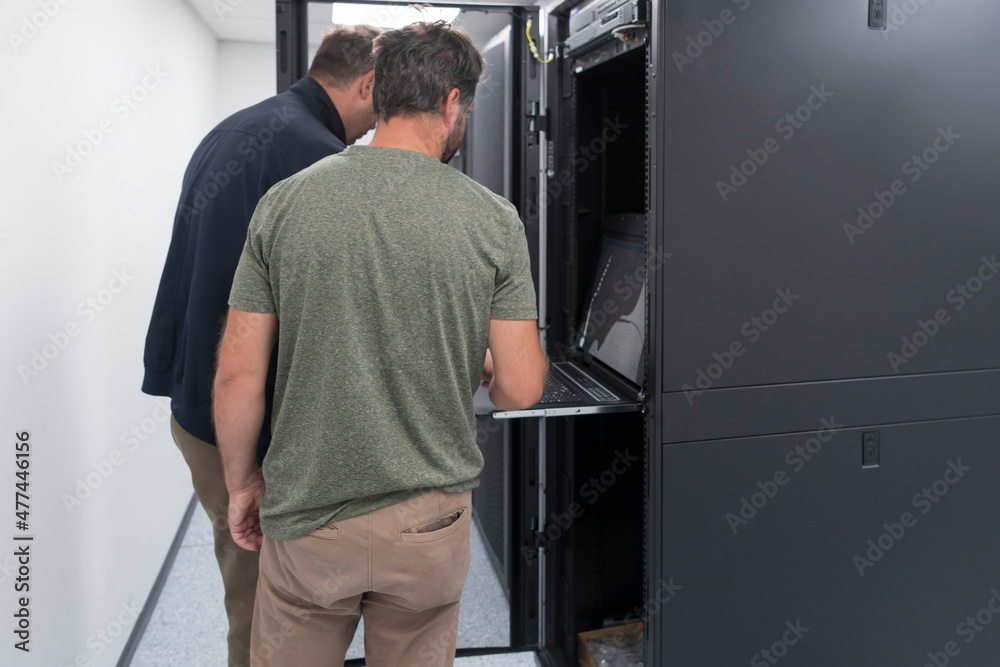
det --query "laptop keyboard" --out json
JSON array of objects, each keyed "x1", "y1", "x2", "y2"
[
  {"x1": 540, "y1": 374, "x2": 581, "y2": 404},
  {"x1": 556, "y1": 363, "x2": 618, "y2": 402}
]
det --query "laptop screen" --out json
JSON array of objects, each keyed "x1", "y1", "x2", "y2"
[{"x1": 576, "y1": 236, "x2": 646, "y2": 385}]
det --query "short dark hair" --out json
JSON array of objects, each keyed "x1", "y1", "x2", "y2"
[
  {"x1": 372, "y1": 21, "x2": 484, "y2": 120},
  {"x1": 308, "y1": 25, "x2": 382, "y2": 89}
]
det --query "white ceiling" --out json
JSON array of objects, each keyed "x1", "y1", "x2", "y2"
[
  {"x1": 184, "y1": 0, "x2": 538, "y2": 44},
  {"x1": 185, "y1": 0, "x2": 329, "y2": 44}
]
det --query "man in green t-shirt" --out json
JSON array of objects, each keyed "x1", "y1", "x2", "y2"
[{"x1": 213, "y1": 21, "x2": 548, "y2": 666}]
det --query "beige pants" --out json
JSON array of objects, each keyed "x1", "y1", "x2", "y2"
[
  {"x1": 171, "y1": 415, "x2": 260, "y2": 667},
  {"x1": 250, "y1": 488, "x2": 473, "y2": 667}
]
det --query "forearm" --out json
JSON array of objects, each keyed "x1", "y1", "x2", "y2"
[
  {"x1": 213, "y1": 374, "x2": 266, "y2": 491},
  {"x1": 488, "y1": 349, "x2": 548, "y2": 410},
  {"x1": 488, "y1": 382, "x2": 520, "y2": 410}
]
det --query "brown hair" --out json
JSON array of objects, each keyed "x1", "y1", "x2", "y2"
[
  {"x1": 308, "y1": 24, "x2": 382, "y2": 89},
  {"x1": 372, "y1": 21, "x2": 484, "y2": 120}
]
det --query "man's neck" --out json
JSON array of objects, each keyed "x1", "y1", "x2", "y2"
[
  {"x1": 368, "y1": 116, "x2": 443, "y2": 161},
  {"x1": 318, "y1": 81, "x2": 355, "y2": 140}
]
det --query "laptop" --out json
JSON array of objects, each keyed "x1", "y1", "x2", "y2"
[{"x1": 476, "y1": 215, "x2": 646, "y2": 419}]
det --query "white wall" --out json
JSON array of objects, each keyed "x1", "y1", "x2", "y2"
[
  {"x1": 216, "y1": 40, "x2": 275, "y2": 121},
  {"x1": 0, "y1": 1, "x2": 218, "y2": 665}
]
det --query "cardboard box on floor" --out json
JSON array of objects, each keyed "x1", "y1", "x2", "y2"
[{"x1": 577, "y1": 621, "x2": 644, "y2": 667}]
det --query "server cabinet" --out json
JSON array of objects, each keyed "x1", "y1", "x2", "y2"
[
  {"x1": 648, "y1": 0, "x2": 1000, "y2": 665},
  {"x1": 657, "y1": 416, "x2": 1000, "y2": 665}
]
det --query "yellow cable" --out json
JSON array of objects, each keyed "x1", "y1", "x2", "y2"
[{"x1": 526, "y1": 18, "x2": 555, "y2": 64}]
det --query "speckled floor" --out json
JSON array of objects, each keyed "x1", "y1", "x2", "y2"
[{"x1": 130, "y1": 499, "x2": 537, "y2": 666}]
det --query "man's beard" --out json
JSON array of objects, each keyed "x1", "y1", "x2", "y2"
[{"x1": 441, "y1": 115, "x2": 466, "y2": 164}]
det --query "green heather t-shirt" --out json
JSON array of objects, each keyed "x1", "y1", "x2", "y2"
[{"x1": 229, "y1": 144, "x2": 538, "y2": 540}]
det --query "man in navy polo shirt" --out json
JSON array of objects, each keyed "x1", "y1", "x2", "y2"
[{"x1": 140, "y1": 24, "x2": 381, "y2": 667}]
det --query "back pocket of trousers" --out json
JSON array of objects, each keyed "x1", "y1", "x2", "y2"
[
  {"x1": 308, "y1": 523, "x2": 341, "y2": 540},
  {"x1": 399, "y1": 506, "x2": 469, "y2": 543}
]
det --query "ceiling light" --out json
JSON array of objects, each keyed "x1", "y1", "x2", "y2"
[{"x1": 331, "y1": 3, "x2": 461, "y2": 30}]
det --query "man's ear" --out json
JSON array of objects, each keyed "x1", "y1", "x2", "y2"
[
  {"x1": 359, "y1": 70, "x2": 375, "y2": 100},
  {"x1": 442, "y1": 88, "x2": 462, "y2": 125}
]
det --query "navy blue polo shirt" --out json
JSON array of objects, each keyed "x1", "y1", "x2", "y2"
[{"x1": 142, "y1": 77, "x2": 348, "y2": 458}]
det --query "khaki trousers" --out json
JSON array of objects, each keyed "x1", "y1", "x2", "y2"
[
  {"x1": 171, "y1": 415, "x2": 260, "y2": 667},
  {"x1": 250, "y1": 488, "x2": 473, "y2": 667}
]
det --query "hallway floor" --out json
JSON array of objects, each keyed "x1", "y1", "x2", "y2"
[{"x1": 129, "y1": 499, "x2": 539, "y2": 666}]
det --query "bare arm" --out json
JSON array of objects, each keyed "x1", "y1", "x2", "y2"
[
  {"x1": 213, "y1": 307, "x2": 278, "y2": 550},
  {"x1": 481, "y1": 348, "x2": 494, "y2": 388},
  {"x1": 486, "y1": 319, "x2": 548, "y2": 410}
]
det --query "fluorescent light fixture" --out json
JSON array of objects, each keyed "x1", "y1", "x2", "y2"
[{"x1": 331, "y1": 3, "x2": 461, "y2": 29}]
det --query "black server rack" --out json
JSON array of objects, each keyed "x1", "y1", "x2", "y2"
[{"x1": 645, "y1": 0, "x2": 1000, "y2": 665}]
